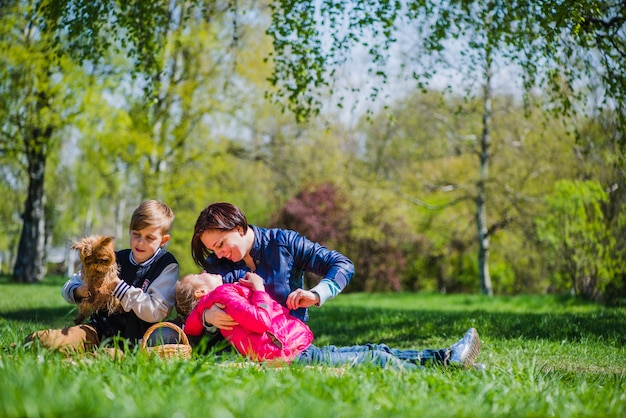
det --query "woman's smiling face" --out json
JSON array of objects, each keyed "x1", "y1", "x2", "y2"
[{"x1": 200, "y1": 228, "x2": 247, "y2": 262}]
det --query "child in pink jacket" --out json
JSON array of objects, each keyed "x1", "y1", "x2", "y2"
[
  {"x1": 179, "y1": 272, "x2": 313, "y2": 362},
  {"x1": 177, "y1": 272, "x2": 481, "y2": 369}
]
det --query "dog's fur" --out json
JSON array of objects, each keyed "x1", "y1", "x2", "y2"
[{"x1": 72, "y1": 235, "x2": 121, "y2": 324}]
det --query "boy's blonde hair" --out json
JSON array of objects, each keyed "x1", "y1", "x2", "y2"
[
  {"x1": 130, "y1": 200, "x2": 175, "y2": 234},
  {"x1": 175, "y1": 276, "x2": 197, "y2": 319}
]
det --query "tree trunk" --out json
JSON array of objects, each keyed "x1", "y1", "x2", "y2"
[
  {"x1": 13, "y1": 126, "x2": 50, "y2": 283},
  {"x1": 477, "y1": 49, "x2": 494, "y2": 296},
  {"x1": 13, "y1": 147, "x2": 47, "y2": 283}
]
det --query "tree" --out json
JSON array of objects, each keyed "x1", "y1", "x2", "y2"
[
  {"x1": 0, "y1": 2, "x2": 85, "y2": 282},
  {"x1": 271, "y1": 183, "x2": 350, "y2": 276},
  {"x1": 19, "y1": 0, "x2": 624, "y2": 289},
  {"x1": 266, "y1": 0, "x2": 624, "y2": 295},
  {"x1": 265, "y1": 0, "x2": 626, "y2": 144},
  {"x1": 424, "y1": 5, "x2": 506, "y2": 296},
  {"x1": 271, "y1": 182, "x2": 413, "y2": 292},
  {"x1": 535, "y1": 180, "x2": 620, "y2": 299},
  {"x1": 2, "y1": 0, "x2": 263, "y2": 280}
]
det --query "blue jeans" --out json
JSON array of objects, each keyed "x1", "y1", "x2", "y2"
[{"x1": 294, "y1": 343, "x2": 450, "y2": 370}]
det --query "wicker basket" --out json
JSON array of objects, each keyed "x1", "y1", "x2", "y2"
[{"x1": 142, "y1": 322, "x2": 192, "y2": 359}]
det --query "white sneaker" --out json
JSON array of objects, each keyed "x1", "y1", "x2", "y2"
[{"x1": 449, "y1": 328, "x2": 480, "y2": 366}]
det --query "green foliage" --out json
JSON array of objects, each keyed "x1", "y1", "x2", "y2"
[
  {"x1": 356, "y1": 90, "x2": 588, "y2": 296},
  {"x1": 1, "y1": 278, "x2": 625, "y2": 417},
  {"x1": 39, "y1": 0, "x2": 174, "y2": 97},
  {"x1": 262, "y1": 0, "x2": 626, "y2": 147},
  {"x1": 535, "y1": 179, "x2": 622, "y2": 299},
  {"x1": 0, "y1": 165, "x2": 22, "y2": 274},
  {"x1": 266, "y1": 0, "x2": 402, "y2": 122},
  {"x1": 0, "y1": 0, "x2": 96, "y2": 282},
  {"x1": 2, "y1": 0, "x2": 625, "y2": 301},
  {"x1": 28, "y1": 2, "x2": 283, "y2": 275},
  {"x1": 40, "y1": 0, "x2": 626, "y2": 136},
  {"x1": 488, "y1": 258, "x2": 517, "y2": 294}
]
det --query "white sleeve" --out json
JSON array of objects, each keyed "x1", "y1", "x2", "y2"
[
  {"x1": 111, "y1": 263, "x2": 179, "y2": 322},
  {"x1": 61, "y1": 273, "x2": 83, "y2": 304}
]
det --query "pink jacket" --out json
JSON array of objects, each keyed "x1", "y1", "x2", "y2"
[{"x1": 184, "y1": 284, "x2": 314, "y2": 362}]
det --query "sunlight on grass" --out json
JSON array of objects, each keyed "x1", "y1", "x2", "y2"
[{"x1": 1, "y1": 278, "x2": 625, "y2": 418}]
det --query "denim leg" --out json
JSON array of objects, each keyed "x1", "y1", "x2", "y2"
[
  {"x1": 378, "y1": 344, "x2": 450, "y2": 366},
  {"x1": 295, "y1": 344, "x2": 425, "y2": 370}
]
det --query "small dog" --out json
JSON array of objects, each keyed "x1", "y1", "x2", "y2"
[{"x1": 72, "y1": 235, "x2": 121, "y2": 324}]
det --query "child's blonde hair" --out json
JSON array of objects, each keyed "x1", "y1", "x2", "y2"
[
  {"x1": 130, "y1": 200, "x2": 175, "y2": 234},
  {"x1": 175, "y1": 276, "x2": 197, "y2": 319}
]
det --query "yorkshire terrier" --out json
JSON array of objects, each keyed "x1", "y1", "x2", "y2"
[{"x1": 72, "y1": 235, "x2": 121, "y2": 324}]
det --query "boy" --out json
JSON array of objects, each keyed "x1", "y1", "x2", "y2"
[
  {"x1": 176, "y1": 272, "x2": 481, "y2": 369},
  {"x1": 25, "y1": 200, "x2": 179, "y2": 353}
]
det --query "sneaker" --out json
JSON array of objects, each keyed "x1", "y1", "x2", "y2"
[{"x1": 449, "y1": 328, "x2": 480, "y2": 367}]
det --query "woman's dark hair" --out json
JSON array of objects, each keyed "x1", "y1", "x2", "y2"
[{"x1": 191, "y1": 202, "x2": 249, "y2": 268}]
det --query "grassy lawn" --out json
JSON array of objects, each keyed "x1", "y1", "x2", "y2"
[{"x1": 1, "y1": 275, "x2": 624, "y2": 417}]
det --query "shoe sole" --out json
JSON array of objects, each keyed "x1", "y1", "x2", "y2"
[{"x1": 460, "y1": 328, "x2": 481, "y2": 366}]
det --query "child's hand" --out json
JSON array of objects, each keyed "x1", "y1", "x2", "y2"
[
  {"x1": 74, "y1": 284, "x2": 91, "y2": 300},
  {"x1": 239, "y1": 272, "x2": 265, "y2": 291}
]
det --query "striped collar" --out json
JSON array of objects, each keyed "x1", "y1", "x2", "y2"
[{"x1": 129, "y1": 247, "x2": 162, "y2": 267}]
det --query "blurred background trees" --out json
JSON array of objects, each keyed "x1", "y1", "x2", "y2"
[{"x1": 1, "y1": 0, "x2": 624, "y2": 304}]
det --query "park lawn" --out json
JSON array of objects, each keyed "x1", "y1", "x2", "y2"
[{"x1": 0, "y1": 275, "x2": 624, "y2": 418}]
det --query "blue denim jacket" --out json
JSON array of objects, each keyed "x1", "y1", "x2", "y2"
[{"x1": 203, "y1": 225, "x2": 354, "y2": 321}]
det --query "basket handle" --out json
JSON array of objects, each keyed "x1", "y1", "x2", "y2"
[{"x1": 142, "y1": 321, "x2": 190, "y2": 349}]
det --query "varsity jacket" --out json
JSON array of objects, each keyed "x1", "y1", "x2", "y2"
[
  {"x1": 62, "y1": 248, "x2": 179, "y2": 341},
  {"x1": 184, "y1": 283, "x2": 314, "y2": 362}
]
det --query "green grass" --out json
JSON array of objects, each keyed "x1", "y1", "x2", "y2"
[{"x1": 1, "y1": 275, "x2": 625, "y2": 418}]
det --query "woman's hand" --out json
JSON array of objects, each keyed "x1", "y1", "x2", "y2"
[
  {"x1": 286, "y1": 288, "x2": 320, "y2": 310},
  {"x1": 202, "y1": 303, "x2": 238, "y2": 330}
]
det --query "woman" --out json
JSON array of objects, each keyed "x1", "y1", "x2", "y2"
[{"x1": 190, "y1": 202, "x2": 354, "y2": 337}]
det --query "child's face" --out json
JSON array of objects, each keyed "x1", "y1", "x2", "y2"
[
  {"x1": 129, "y1": 225, "x2": 170, "y2": 264},
  {"x1": 186, "y1": 272, "x2": 223, "y2": 299}
]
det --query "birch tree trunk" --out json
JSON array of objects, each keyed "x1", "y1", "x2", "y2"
[{"x1": 477, "y1": 47, "x2": 494, "y2": 296}]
